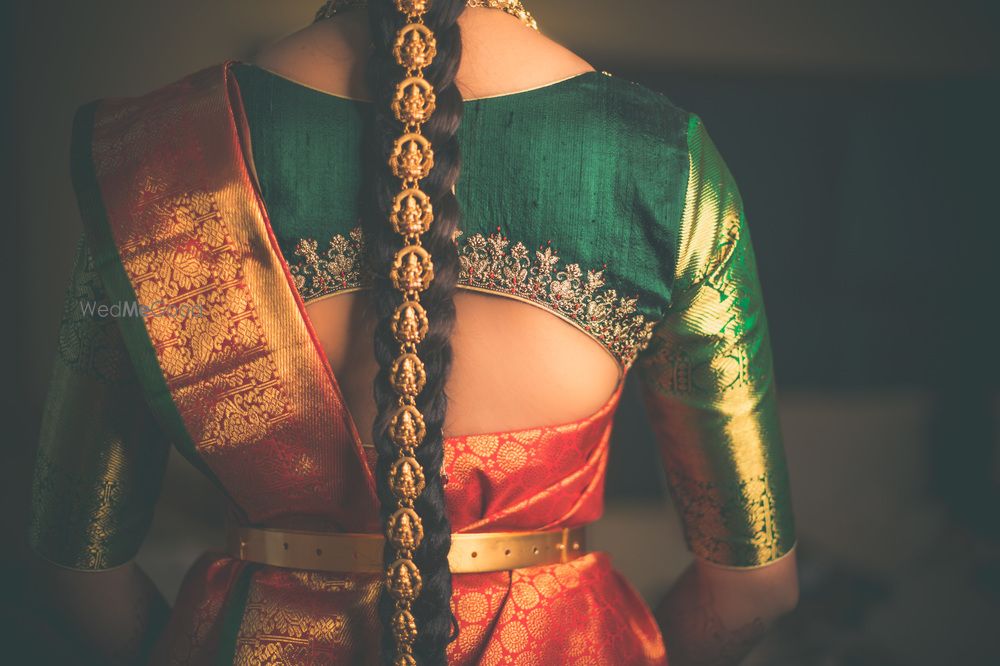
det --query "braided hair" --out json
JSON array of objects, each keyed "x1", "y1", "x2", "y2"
[{"x1": 363, "y1": 1, "x2": 465, "y2": 664}]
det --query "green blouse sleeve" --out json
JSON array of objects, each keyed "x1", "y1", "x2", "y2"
[
  {"x1": 29, "y1": 235, "x2": 171, "y2": 571},
  {"x1": 635, "y1": 115, "x2": 796, "y2": 568}
]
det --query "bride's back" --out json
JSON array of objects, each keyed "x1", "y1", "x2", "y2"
[{"x1": 251, "y1": 8, "x2": 622, "y2": 443}]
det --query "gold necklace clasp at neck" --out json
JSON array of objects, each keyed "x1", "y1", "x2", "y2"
[{"x1": 315, "y1": 0, "x2": 539, "y2": 31}]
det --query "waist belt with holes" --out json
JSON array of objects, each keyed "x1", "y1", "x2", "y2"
[{"x1": 227, "y1": 524, "x2": 589, "y2": 574}]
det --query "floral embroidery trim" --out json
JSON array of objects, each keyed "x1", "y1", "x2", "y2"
[
  {"x1": 288, "y1": 227, "x2": 655, "y2": 367},
  {"x1": 291, "y1": 226, "x2": 370, "y2": 297}
]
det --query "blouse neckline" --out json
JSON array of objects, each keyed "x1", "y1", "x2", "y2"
[{"x1": 240, "y1": 61, "x2": 605, "y2": 104}]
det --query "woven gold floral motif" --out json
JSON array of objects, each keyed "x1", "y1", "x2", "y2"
[
  {"x1": 288, "y1": 227, "x2": 656, "y2": 367},
  {"x1": 115, "y1": 187, "x2": 295, "y2": 454}
]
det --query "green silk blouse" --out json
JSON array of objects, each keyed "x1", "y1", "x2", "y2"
[{"x1": 28, "y1": 62, "x2": 795, "y2": 571}]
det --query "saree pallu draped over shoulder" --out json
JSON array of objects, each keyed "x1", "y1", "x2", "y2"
[{"x1": 69, "y1": 63, "x2": 667, "y2": 665}]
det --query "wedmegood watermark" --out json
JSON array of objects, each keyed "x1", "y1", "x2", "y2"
[{"x1": 79, "y1": 300, "x2": 208, "y2": 319}]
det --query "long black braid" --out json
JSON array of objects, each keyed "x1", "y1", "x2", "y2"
[{"x1": 362, "y1": 1, "x2": 465, "y2": 664}]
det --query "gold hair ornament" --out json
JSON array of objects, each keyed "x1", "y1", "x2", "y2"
[
  {"x1": 371, "y1": 0, "x2": 441, "y2": 662},
  {"x1": 312, "y1": 2, "x2": 535, "y2": 662}
]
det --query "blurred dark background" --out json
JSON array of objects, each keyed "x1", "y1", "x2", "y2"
[{"x1": 7, "y1": 1, "x2": 1000, "y2": 664}]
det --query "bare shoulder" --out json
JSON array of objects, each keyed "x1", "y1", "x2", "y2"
[
  {"x1": 250, "y1": 8, "x2": 594, "y2": 100},
  {"x1": 458, "y1": 10, "x2": 594, "y2": 72},
  {"x1": 250, "y1": 13, "x2": 367, "y2": 97}
]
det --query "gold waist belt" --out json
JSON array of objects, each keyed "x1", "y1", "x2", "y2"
[{"x1": 227, "y1": 524, "x2": 588, "y2": 574}]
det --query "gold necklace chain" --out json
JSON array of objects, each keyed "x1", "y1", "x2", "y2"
[{"x1": 315, "y1": 0, "x2": 538, "y2": 31}]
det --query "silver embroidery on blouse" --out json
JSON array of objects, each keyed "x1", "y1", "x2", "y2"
[{"x1": 288, "y1": 226, "x2": 655, "y2": 367}]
